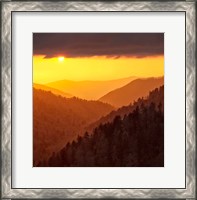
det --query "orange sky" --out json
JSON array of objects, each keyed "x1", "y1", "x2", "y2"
[{"x1": 33, "y1": 55, "x2": 164, "y2": 84}]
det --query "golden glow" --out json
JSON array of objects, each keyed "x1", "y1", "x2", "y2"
[
  {"x1": 58, "y1": 56, "x2": 64, "y2": 62},
  {"x1": 33, "y1": 55, "x2": 164, "y2": 84}
]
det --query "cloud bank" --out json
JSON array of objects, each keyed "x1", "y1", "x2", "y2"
[{"x1": 33, "y1": 33, "x2": 164, "y2": 58}]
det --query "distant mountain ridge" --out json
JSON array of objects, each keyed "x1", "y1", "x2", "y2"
[
  {"x1": 45, "y1": 76, "x2": 137, "y2": 100},
  {"x1": 33, "y1": 83, "x2": 73, "y2": 98},
  {"x1": 99, "y1": 77, "x2": 164, "y2": 107}
]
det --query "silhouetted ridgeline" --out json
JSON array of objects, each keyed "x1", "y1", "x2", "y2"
[
  {"x1": 85, "y1": 85, "x2": 164, "y2": 135},
  {"x1": 33, "y1": 83, "x2": 73, "y2": 98},
  {"x1": 37, "y1": 85, "x2": 164, "y2": 167},
  {"x1": 99, "y1": 77, "x2": 164, "y2": 107},
  {"x1": 45, "y1": 76, "x2": 136, "y2": 100}
]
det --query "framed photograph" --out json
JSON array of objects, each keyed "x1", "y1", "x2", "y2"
[{"x1": 1, "y1": 1, "x2": 196, "y2": 199}]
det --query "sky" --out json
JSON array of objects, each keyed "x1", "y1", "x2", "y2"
[{"x1": 33, "y1": 33, "x2": 164, "y2": 84}]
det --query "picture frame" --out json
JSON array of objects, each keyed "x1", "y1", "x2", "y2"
[{"x1": 1, "y1": 0, "x2": 196, "y2": 199}]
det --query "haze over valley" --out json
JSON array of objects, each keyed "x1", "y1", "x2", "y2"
[
  {"x1": 33, "y1": 76, "x2": 164, "y2": 165},
  {"x1": 45, "y1": 76, "x2": 136, "y2": 100}
]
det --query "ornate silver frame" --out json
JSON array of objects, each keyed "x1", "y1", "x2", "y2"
[{"x1": 1, "y1": 1, "x2": 196, "y2": 199}]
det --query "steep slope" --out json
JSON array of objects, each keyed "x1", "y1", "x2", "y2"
[
  {"x1": 45, "y1": 85, "x2": 164, "y2": 167},
  {"x1": 99, "y1": 77, "x2": 164, "y2": 107},
  {"x1": 45, "y1": 76, "x2": 136, "y2": 100},
  {"x1": 33, "y1": 83, "x2": 73, "y2": 98},
  {"x1": 33, "y1": 88, "x2": 114, "y2": 166},
  {"x1": 84, "y1": 85, "x2": 164, "y2": 135}
]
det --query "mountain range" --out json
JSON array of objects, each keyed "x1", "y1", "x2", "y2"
[
  {"x1": 39, "y1": 85, "x2": 164, "y2": 167},
  {"x1": 33, "y1": 76, "x2": 164, "y2": 166},
  {"x1": 45, "y1": 76, "x2": 136, "y2": 100}
]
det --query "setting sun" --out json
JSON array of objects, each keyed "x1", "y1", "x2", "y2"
[{"x1": 58, "y1": 56, "x2": 64, "y2": 62}]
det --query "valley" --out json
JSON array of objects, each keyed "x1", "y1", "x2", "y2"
[{"x1": 33, "y1": 76, "x2": 164, "y2": 166}]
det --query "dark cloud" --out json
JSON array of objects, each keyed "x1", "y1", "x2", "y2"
[{"x1": 33, "y1": 33, "x2": 164, "y2": 58}]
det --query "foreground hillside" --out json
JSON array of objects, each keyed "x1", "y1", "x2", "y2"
[
  {"x1": 39, "y1": 85, "x2": 164, "y2": 167},
  {"x1": 33, "y1": 88, "x2": 114, "y2": 166},
  {"x1": 99, "y1": 77, "x2": 164, "y2": 107}
]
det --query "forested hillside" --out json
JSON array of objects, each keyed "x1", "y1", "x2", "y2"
[
  {"x1": 38, "y1": 86, "x2": 164, "y2": 167},
  {"x1": 33, "y1": 88, "x2": 114, "y2": 166},
  {"x1": 85, "y1": 85, "x2": 164, "y2": 135}
]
